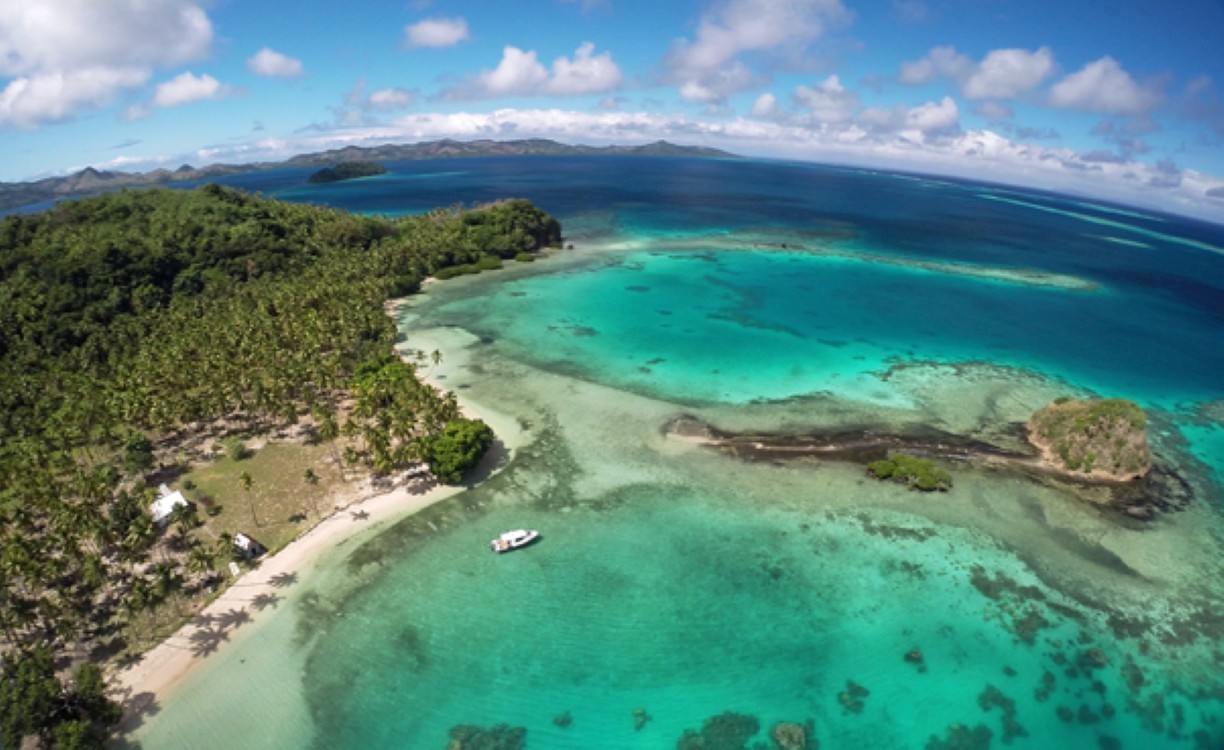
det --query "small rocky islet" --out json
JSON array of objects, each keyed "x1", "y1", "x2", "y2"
[{"x1": 666, "y1": 396, "x2": 1185, "y2": 520}]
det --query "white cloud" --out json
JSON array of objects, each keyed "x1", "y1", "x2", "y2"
[
  {"x1": 0, "y1": 0, "x2": 212, "y2": 76},
  {"x1": 794, "y1": 75, "x2": 859, "y2": 123},
  {"x1": 547, "y1": 42, "x2": 623, "y2": 95},
  {"x1": 962, "y1": 47, "x2": 1054, "y2": 99},
  {"x1": 367, "y1": 87, "x2": 414, "y2": 110},
  {"x1": 477, "y1": 47, "x2": 549, "y2": 96},
  {"x1": 447, "y1": 43, "x2": 622, "y2": 99},
  {"x1": 0, "y1": 0, "x2": 213, "y2": 126},
  {"x1": 403, "y1": 16, "x2": 470, "y2": 49},
  {"x1": 898, "y1": 46, "x2": 972, "y2": 85},
  {"x1": 900, "y1": 46, "x2": 1052, "y2": 100},
  {"x1": 247, "y1": 48, "x2": 304, "y2": 78},
  {"x1": 1050, "y1": 57, "x2": 1160, "y2": 115},
  {"x1": 89, "y1": 107, "x2": 1224, "y2": 223},
  {"x1": 665, "y1": 0, "x2": 851, "y2": 103},
  {"x1": 859, "y1": 96, "x2": 959, "y2": 137},
  {"x1": 906, "y1": 96, "x2": 959, "y2": 132},
  {"x1": 152, "y1": 72, "x2": 230, "y2": 107},
  {"x1": 751, "y1": 92, "x2": 782, "y2": 119},
  {"x1": 1, "y1": 67, "x2": 148, "y2": 128}
]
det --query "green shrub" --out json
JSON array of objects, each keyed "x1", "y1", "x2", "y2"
[
  {"x1": 866, "y1": 459, "x2": 896, "y2": 479},
  {"x1": 223, "y1": 436, "x2": 248, "y2": 462},
  {"x1": 515, "y1": 252, "x2": 536, "y2": 263},
  {"x1": 866, "y1": 452, "x2": 951, "y2": 492},
  {"x1": 428, "y1": 418, "x2": 495, "y2": 484}
]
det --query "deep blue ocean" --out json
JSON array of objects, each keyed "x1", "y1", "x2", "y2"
[{"x1": 121, "y1": 155, "x2": 1223, "y2": 750}]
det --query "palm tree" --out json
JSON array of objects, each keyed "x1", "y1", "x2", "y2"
[{"x1": 239, "y1": 471, "x2": 259, "y2": 527}]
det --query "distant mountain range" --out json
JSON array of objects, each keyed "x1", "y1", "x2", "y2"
[{"x1": 0, "y1": 139, "x2": 737, "y2": 212}]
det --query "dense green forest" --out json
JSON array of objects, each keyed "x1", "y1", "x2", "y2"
[
  {"x1": 0, "y1": 186, "x2": 561, "y2": 747},
  {"x1": 306, "y1": 161, "x2": 387, "y2": 184}
]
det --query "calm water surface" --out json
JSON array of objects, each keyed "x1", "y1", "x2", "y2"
[{"x1": 134, "y1": 157, "x2": 1224, "y2": 750}]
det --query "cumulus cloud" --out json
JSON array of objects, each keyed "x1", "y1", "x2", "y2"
[
  {"x1": 751, "y1": 92, "x2": 782, "y2": 119},
  {"x1": 898, "y1": 46, "x2": 972, "y2": 86},
  {"x1": 1050, "y1": 57, "x2": 1160, "y2": 115},
  {"x1": 665, "y1": 0, "x2": 851, "y2": 103},
  {"x1": 403, "y1": 16, "x2": 470, "y2": 49},
  {"x1": 152, "y1": 72, "x2": 231, "y2": 107},
  {"x1": 906, "y1": 96, "x2": 960, "y2": 132},
  {"x1": 548, "y1": 42, "x2": 624, "y2": 95},
  {"x1": 446, "y1": 43, "x2": 622, "y2": 99},
  {"x1": 1, "y1": 67, "x2": 149, "y2": 128},
  {"x1": 473, "y1": 47, "x2": 548, "y2": 96},
  {"x1": 93, "y1": 105, "x2": 1224, "y2": 222},
  {"x1": 247, "y1": 48, "x2": 304, "y2": 78},
  {"x1": 314, "y1": 79, "x2": 416, "y2": 128},
  {"x1": 0, "y1": 0, "x2": 213, "y2": 126},
  {"x1": 794, "y1": 75, "x2": 859, "y2": 123},
  {"x1": 962, "y1": 47, "x2": 1054, "y2": 99},
  {"x1": 860, "y1": 96, "x2": 959, "y2": 136},
  {"x1": 900, "y1": 46, "x2": 1052, "y2": 100},
  {"x1": 367, "y1": 88, "x2": 414, "y2": 110}
]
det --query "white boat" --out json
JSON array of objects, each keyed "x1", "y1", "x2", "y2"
[{"x1": 490, "y1": 529, "x2": 540, "y2": 553}]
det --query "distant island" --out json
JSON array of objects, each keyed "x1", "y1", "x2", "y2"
[
  {"x1": 307, "y1": 161, "x2": 387, "y2": 184},
  {"x1": 0, "y1": 139, "x2": 737, "y2": 211}
]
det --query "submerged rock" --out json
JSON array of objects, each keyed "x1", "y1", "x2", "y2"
[
  {"x1": 676, "y1": 711, "x2": 761, "y2": 750},
  {"x1": 446, "y1": 723, "x2": 526, "y2": 750},
  {"x1": 977, "y1": 684, "x2": 1028, "y2": 744},
  {"x1": 837, "y1": 680, "x2": 870, "y2": 714},
  {"x1": 770, "y1": 719, "x2": 816, "y2": 750},
  {"x1": 553, "y1": 711, "x2": 573, "y2": 728},
  {"x1": 633, "y1": 707, "x2": 652, "y2": 732},
  {"x1": 924, "y1": 723, "x2": 993, "y2": 750},
  {"x1": 1080, "y1": 648, "x2": 1110, "y2": 669}
]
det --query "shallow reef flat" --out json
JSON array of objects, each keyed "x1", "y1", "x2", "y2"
[
  {"x1": 132, "y1": 157, "x2": 1223, "y2": 749},
  {"x1": 637, "y1": 229, "x2": 1104, "y2": 292}
]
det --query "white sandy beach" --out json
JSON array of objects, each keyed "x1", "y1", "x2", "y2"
[
  {"x1": 111, "y1": 328, "x2": 526, "y2": 733},
  {"x1": 111, "y1": 479, "x2": 460, "y2": 724}
]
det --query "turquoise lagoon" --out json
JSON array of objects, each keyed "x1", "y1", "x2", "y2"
[{"x1": 132, "y1": 157, "x2": 1224, "y2": 749}]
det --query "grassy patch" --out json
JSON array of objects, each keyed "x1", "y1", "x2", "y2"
[{"x1": 180, "y1": 441, "x2": 348, "y2": 554}]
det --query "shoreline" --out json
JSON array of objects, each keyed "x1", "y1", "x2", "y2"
[
  {"x1": 110, "y1": 317, "x2": 523, "y2": 735},
  {"x1": 112, "y1": 478, "x2": 467, "y2": 729}
]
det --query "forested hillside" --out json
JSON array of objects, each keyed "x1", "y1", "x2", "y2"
[{"x1": 0, "y1": 186, "x2": 560, "y2": 747}]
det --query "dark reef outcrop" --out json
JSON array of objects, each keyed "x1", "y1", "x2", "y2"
[{"x1": 664, "y1": 414, "x2": 1192, "y2": 520}]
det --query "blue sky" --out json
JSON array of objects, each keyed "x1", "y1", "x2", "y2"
[{"x1": 2, "y1": 0, "x2": 1223, "y2": 219}]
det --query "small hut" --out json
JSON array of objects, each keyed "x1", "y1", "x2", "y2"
[
  {"x1": 150, "y1": 485, "x2": 190, "y2": 526},
  {"x1": 233, "y1": 532, "x2": 267, "y2": 559}
]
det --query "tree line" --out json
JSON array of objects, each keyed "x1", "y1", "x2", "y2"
[{"x1": 0, "y1": 185, "x2": 561, "y2": 747}]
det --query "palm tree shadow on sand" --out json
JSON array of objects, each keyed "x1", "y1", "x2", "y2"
[
  {"x1": 269, "y1": 571, "x2": 298, "y2": 588},
  {"x1": 111, "y1": 687, "x2": 161, "y2": 748},
  {"x1": 251, "y1": 592, "x2": 281, "y2": 610}
]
